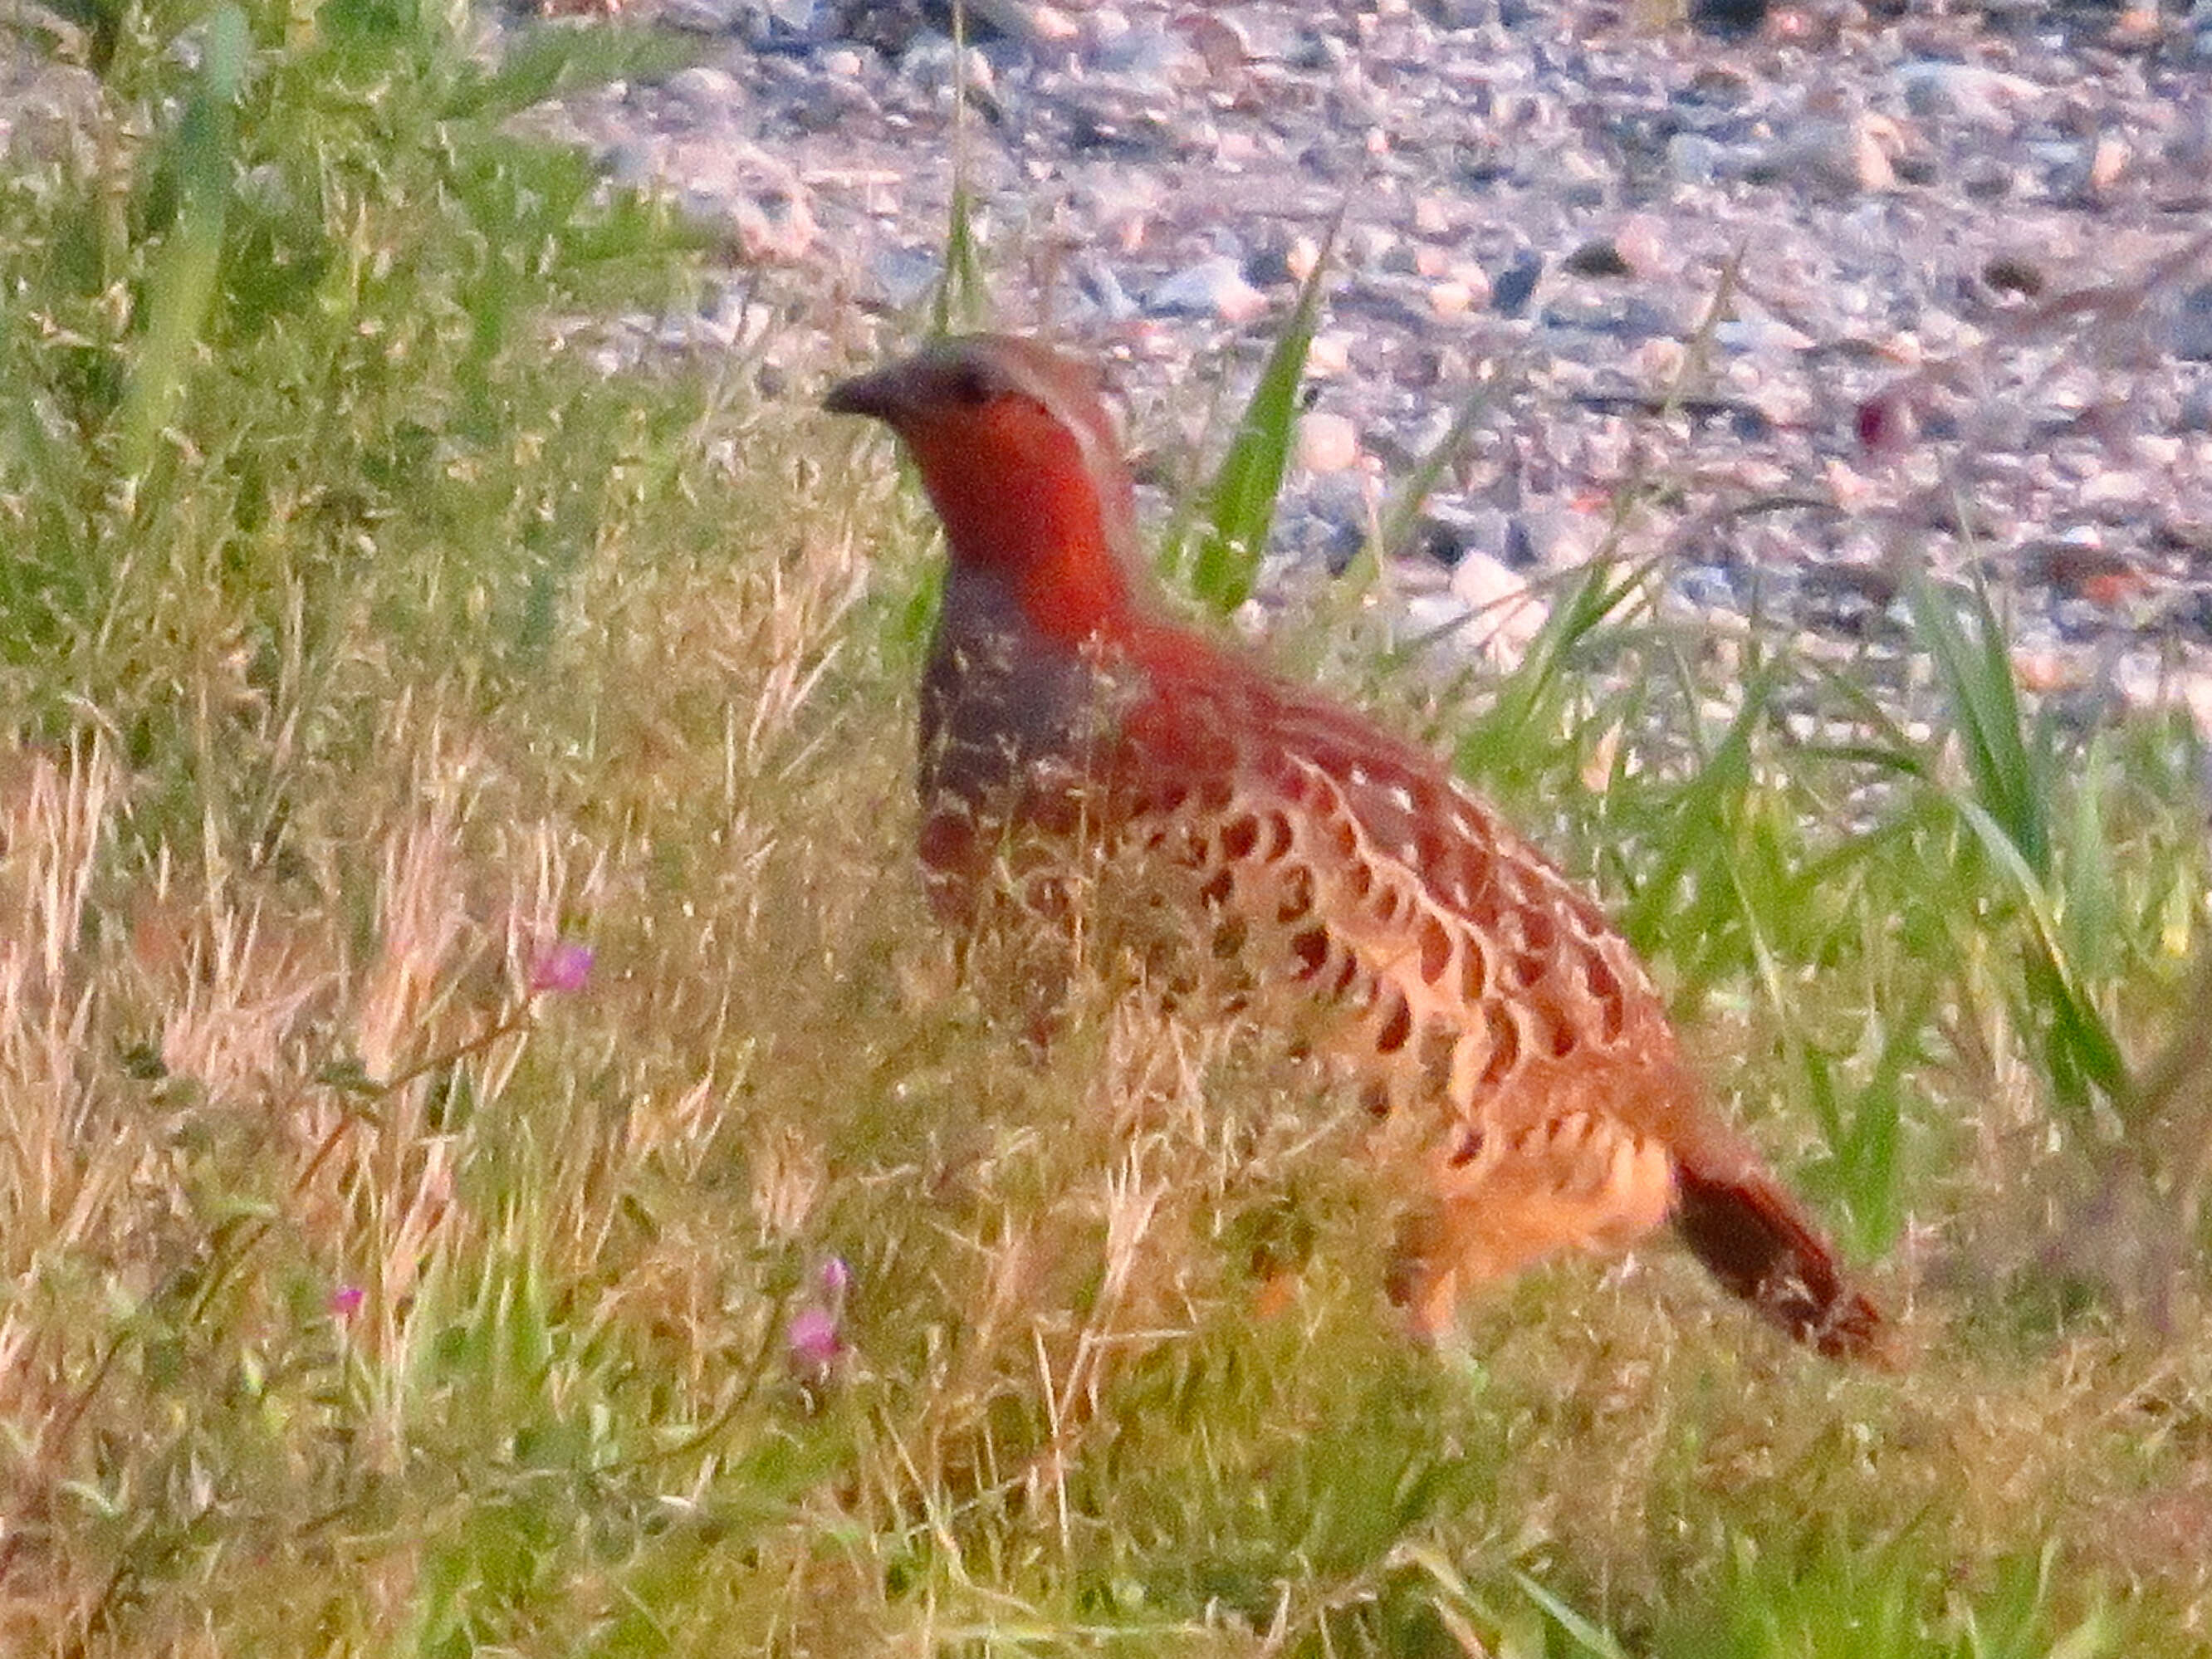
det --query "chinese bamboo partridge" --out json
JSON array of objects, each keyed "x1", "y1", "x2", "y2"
[{"x1": 826, "y1": 333, "x2": 1887, "y2": 1361}]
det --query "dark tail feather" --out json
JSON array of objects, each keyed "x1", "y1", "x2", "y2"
[{"x1": 1671, "y1": 1155, "x2": 1892, "y2": 1364}]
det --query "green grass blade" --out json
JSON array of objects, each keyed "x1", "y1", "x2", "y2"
[
  {"x1": 1801, "y1": 1002, "x2": 1920, "y2": 1255},
  {"x1": 929, "y1": 177, "x2": 989, "y2": 335},
  {"x1": 1512, "y1": 1570, "x2": 1629, "y2": 1659},
  {"x1": 442, "y1": 27, "x2": 697, "y2": 122},
  {"x1": 1617, "y1": 658, "x2": 1774, "y2": 953},
  {"x1": 1906, "y1": 571, "x2": 2137, "y2": 1124},
  {"x1": 1451, "y1": 556, "x2": 1647, "y2": 787},
  {"x1": 1906, "y1": 570, "x2": 2049, "y2": 878},
  {"x1": 1171, "y1": 218, "x2": 1338, "y2": 614},
  {"x1": 1370, "y1": 367, "x2": 1508, "y2": 567},
  {"x1": 2045, "y1": 1610, "x2": 2120, "y2": 1659},
  {"x1": 929, "y1": 3, "x2": 990, "y2": 334},
  {"x1": 118, "y1": 3, "x2": 247, "y2": 482},
  {"x1": 2062, "y1": 733, "x2": 2119, "y2": 985},
  {"x1": 1952, "y1": 797, "x2": 2133, "y2": 1119}
]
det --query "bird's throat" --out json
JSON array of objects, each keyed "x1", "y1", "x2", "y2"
[{"x1": 912, "y1": 437, "x2": 1138, "y2": 644}]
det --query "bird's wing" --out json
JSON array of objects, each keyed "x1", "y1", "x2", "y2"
[
  {"x1": 1105, "y1": 651, "x2": 1888, "y2": 1358},
  {"x1": 1108, "y1": 654, "x2": 1684, "y2": 1138}
]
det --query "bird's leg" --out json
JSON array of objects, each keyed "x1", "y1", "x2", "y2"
[{"x1": 1387, "y1": 1201, "x2": 1472, "y2": 1343}]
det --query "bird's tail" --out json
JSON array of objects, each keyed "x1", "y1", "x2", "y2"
[{"x1": 1671, "y1": 1148, "x2": 1892, "y2": 1363}]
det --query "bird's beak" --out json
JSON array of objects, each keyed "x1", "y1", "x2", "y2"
[{"x1": 822, "y1": 364, "x2": 905, "y2": 423}]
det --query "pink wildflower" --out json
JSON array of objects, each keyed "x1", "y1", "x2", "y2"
[
  {"x1": 786, "y1": 1305, "x2": 842, "y2": 1371},
  {"x1": 330, "y1": 1284, "x2": 365, "y2": 1320},
  {"x1": 529, "y1": 940, "x2": 595, "y2": 996}
]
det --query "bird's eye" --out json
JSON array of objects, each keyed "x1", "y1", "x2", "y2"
[{"x1": 947, "y1": 364, "x2": 995, "y2": 406}]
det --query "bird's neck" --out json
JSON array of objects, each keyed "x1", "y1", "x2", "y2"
[
  {"x1": 915, "y1": 442, "x2": 1141, "y2": 646},
  {"x1": 922, "y1": 560, "x2": 1135, "y2": 846},
  {"x1": 1004, "y1": 536, "x2": 1137, "y2": 645}
]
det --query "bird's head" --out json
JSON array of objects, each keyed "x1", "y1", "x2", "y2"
[{"x1": 825, "y1": 334, "x2": 1143, "y2": 639}]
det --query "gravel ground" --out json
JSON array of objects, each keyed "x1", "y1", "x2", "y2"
[
  {"x1": 15, "y1": 0, "x2": 2212, "y2": 727},
  {"x1": 537, "y1": 0, "x2": 2212, "y2": 734}
]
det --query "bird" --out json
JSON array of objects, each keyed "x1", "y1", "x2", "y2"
[{"x1": 825, "y1": 332, "x2": 1888, "y2": 1362}]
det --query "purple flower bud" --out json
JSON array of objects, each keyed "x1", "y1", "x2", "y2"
[
  {"x1": 529, "y1": 940, "x2": 595, "y2": 996},
  {"x1": 786, "y1": 1305, "x2": 842, "y2": 1370},
  {"x1": 819, "y1": 1255, "x2": 853, "y2": 1297},
  {"x1": 330, "y1": 1284, "x2": 365, "y2": 1320}
]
